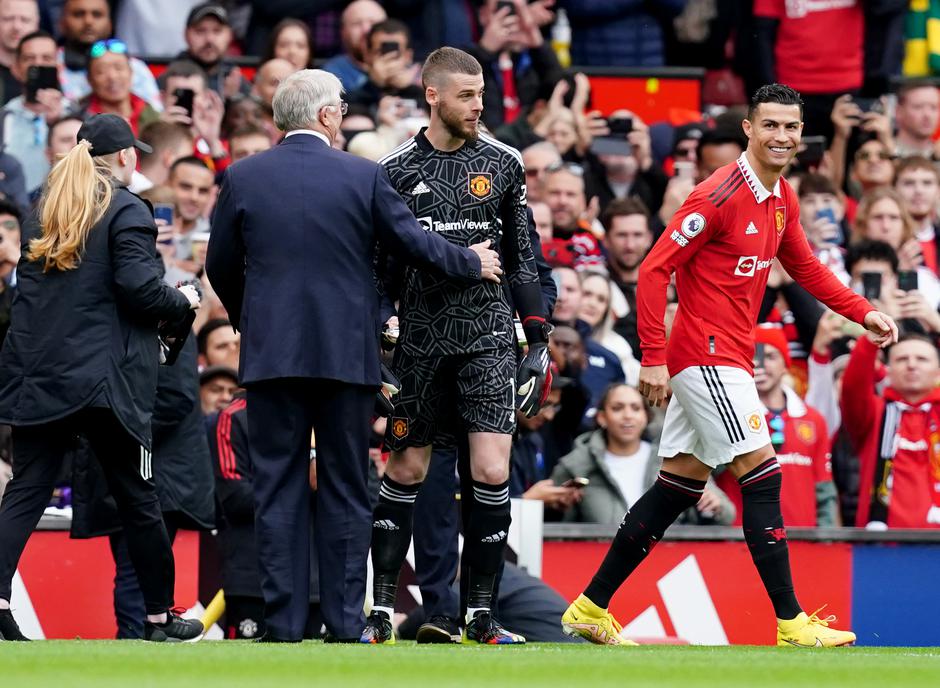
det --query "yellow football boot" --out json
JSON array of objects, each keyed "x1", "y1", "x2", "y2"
[{"x1": 561, "y1": 594, "x2": 638, "y2": 646}]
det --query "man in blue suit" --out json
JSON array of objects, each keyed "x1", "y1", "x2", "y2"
[{"x1": 206, "y1": 69, "x2": 502, "y2": 642}]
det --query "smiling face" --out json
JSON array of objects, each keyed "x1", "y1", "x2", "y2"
[
  {"x1": 597, "y1": 385, "x2": 648, "y2": 449},
  {"x1": 743, "y1": 102, "x2": 803, "y2": 174}
]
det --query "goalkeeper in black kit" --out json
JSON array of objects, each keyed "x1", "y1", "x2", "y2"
[{"x1": 362, "y1": 47, "x2": 551, "y2": 645}]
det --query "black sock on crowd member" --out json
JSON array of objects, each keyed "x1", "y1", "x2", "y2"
[
  {"x1": 370, "y1": 475, "x2": 422, "y2": 617},
  {"x1": 583, "y1": 471, "x2": 706, "y2": 609},
  {"x1": 739, "y1": 458, "x2": 802, "y2": 620},
  {"x1": 464, "y1": 480, "x2": 511, "y2": 619}
]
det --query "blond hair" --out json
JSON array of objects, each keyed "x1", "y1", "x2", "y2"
[
  {"x1": 852, "y1": 186, "x2": 916, "y2": 248},
  {"x1": 29, "y1": 140, "x2": 115, "y2": 272}
]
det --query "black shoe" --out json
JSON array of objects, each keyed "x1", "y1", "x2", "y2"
[
  {"x1": 322, "y1": 632, "x2": 359, "y2": 643},
  {"x1": 416, "y1": 615, "x2": 461, "y2": 644},
  {"x1": 254, "y1": 634, "x2": 301, "y2": 643},
  {"x1": 358, "y1": 610, "x2": 395, "y2": 644},
  {"x1": 464, "y1": 612, "x2": 526, "y2": 645},
  {"x1": 0, "y1": 609, "x2": 30, "y2": 641},
  {"x1": 143, "y1": 610, "x2": 204, "y2": 642}
]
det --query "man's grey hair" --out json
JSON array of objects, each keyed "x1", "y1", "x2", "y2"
[{"x1": 272, "y1": 69, "x2": 344, "y2": 132}]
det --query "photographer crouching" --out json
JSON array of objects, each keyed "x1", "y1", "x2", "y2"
[{"x1": 0, "y1": 114, "x2": 204, "y2": 642}]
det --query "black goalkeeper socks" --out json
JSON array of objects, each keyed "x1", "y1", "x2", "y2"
[
  {"x1": 465, "y1": 480, "x2": 511, "y2": 614},
  {"x1": 739, "y1": 458, "x2": 802, "y2": 620},
  {"x1": 583, "y1": 471, "x2": 705, "y2": 609},
  {"x1": 370, "y1": 476, "x2": 421, "y2": 610}
]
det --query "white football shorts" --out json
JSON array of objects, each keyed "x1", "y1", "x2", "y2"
[{"x1": 659, "y1": 365, "x2": 771, "y2": 468}]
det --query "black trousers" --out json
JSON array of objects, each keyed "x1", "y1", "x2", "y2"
[
  {"x1": 109, "y1": 513, "x2": 182, "y2": 639},
  {"x1": 0, "y1": 408, "x2": 175, "y2": 615},
  {"x1": 247, "y1": 378, "x2": 374, "y2": 641}
]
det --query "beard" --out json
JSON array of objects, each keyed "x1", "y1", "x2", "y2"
[{"x1": 439, "y1": 99, "x2": 479, "y2": 142}]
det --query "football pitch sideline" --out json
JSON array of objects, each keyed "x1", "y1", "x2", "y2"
[{"x1": 2, "y1": 642, "x2": 939, "y2": 688}]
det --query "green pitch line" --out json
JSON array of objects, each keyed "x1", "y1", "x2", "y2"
[{"x1": 2, "y1": 642, "x2": 938, "y2": 688}]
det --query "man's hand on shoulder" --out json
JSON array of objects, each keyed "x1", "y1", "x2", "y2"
[
  {"x1": 469, "y1": 239, "x2": 502, "y2": 283},
  {"x1": 638, "y1": 364, "x2": 670, "y2": 407},
  {"x1": 863, "y1": 310, "x2": 899, "y2": 348}
]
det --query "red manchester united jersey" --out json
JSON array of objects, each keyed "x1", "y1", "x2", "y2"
[{"x1": 638, "y1": 154, "x2": 874, "y2": 376}]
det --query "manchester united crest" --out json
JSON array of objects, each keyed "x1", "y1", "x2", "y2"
[
  {"x1": 746, "y1": 412, "x2": 763, "y2": 433},
  {"x1": 796, "y1": 420, "x2": 815, "y2": 444},
  {"x1": 391, "y1": 418, "x2": 408, "y2": 439},
  {"x1": 774, "y1": 207, "x2": 785, "y2": 234},
  {"x1": 469, "y1": 173, "x2": 492, "y2": 198}
]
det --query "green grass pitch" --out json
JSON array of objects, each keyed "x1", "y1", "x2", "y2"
[{"x1": 2, "y1": 642, "x2": 939, "y2": 688}]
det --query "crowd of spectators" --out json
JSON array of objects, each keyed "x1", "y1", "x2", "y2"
[{"x1": 0, "y1": 0, "x2": 938, "y2": 635}]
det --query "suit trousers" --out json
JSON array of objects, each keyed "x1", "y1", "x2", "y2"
[
  {"x1": 246, "y1": 378, "x2": 374, "y2": 641},
  {"x1": 0, "y1": 408, "x2": 175, "y2": 614}
]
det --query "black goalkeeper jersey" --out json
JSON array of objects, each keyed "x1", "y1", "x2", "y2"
[{"x1": 380, "y1": 128, "x2": 540, "y2": 357}]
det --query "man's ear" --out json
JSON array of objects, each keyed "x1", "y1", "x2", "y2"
[{"x1": 425, "y1": 85, "x2": 438, "y2": 107}]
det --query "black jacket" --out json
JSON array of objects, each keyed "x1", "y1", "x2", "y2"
[
  {"x1": 0, "y1": 187, "x2": 191, "y2": 448},
  {"x1": 150, "y1": 335, "x2": 215, "y2": 529}
]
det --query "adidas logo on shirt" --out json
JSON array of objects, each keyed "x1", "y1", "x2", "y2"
[
  {"x1": 745, "y1": 222, "x2": 758, "y2": 235},
  {"x1": 481, "y1": 530, "x2": 507, "y2": 543},
  {"x1": 373, "y1": 519, "x2": 399, "y2": 530},
  {"x1": 411, "y1": 181, "x2": 431, "y2": 195}
]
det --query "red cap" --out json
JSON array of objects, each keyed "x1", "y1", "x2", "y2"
[{"x1": 754, "y1": 326, "x2": 792, "y2": 368}]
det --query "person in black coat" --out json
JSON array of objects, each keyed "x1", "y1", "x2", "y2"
[
  {"x1": 205, "y1": 68, "x2": 503, "y2": 642},
  {"x1": 0, "y1": 114, "x2": 204, "y2": 643}
]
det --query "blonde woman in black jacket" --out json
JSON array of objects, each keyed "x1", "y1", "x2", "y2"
[{"x1": 0, "y1": 115, "x2": 203, "y2": 642}]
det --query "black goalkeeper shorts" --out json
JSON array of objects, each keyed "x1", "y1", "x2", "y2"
[{"x1": 385, "y1": 346, "x2": 516, "y2": 451}]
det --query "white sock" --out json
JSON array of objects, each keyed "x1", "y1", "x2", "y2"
[
  {"x1": 372, "y1": 605, "x2": 394, "y2": 620},
  {"x1": 0, "y1": 599, "x2": 10, "y2": 610},
  {"x1": 466, "y1": 607, "x2": 489, "y2": 624}
]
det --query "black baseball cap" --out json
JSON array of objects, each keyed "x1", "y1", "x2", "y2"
[
  {"x1": 77, "y1": 114, "x2": 152, "y2": 155},
  {"x1": 187, "y1": 3, "x2": 230, "y2": 27},
  {"x1": 199, "y1": 365, "x2": 239, "y2": 385}
]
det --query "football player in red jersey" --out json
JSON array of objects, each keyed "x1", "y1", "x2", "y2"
[{"x1": 562, "y1": 84, "x2": 897, "y2": 648}]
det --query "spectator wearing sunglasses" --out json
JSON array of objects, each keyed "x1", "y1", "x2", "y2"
[
  {"x1": 57, "y1": 0, "x2": 160, "y2": 109},
  {"x1": 715, "y1": 327, "x2": 838, "y2": 527},
  {"x1": 77, "y1": 38, "x2": 158, "y2": 136}
]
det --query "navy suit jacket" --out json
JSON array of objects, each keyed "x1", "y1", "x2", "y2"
[{"x1": 206, "y1": 133, "x2": 482, "y2": 387}]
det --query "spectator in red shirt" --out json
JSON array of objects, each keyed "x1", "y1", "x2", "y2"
[
  {"x1": 543, "y1": 162, "x2": 603, "y2": 270},
  {"x1": 843, "y1": 332, "x2": 940, "y2": 528},
  {"x1": 716, "y1": 327, "x2": 838, "y2": 527},
  {"x1": 753, "y1": 0, "x2": 863, "y2": 140}
]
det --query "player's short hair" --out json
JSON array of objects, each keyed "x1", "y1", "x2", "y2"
[
  {"x1": 600, "y1": 197, "x2": 650, "y2": 234},
  {"x1": 138, "y1": 121, "x2": 194, "y2": 164},
  {"x1": 798, "y1": 172, "x2": 838, "y2": 198},
  {"x1": 894, "y1": 155, "x2": 940, "y2": 184},
  {"x1": 844, "y1": 239, "x2": 899, "y2": 277},
  {"x1": 747, "y1": 83, "x2": 804, "y2": 120},
  {"x1": 421, "y1": 47, "x2": 482, "y2": 90},
  {"x1": 170, "y1": 155, "x2": 212, "y2": 177},
  {"x1": 897, "y1": 78, "x2": 939, "y2": 104}
]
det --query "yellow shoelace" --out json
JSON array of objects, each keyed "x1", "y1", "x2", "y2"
[{"x1": 807, "y1": 605, "x2": 837, "y2": 627}]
